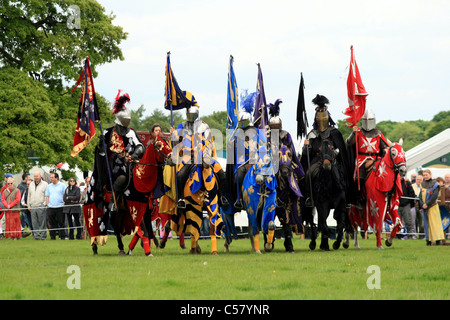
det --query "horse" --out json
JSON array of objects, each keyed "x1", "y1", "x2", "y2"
[
  {"x1": 159, "y1": 139, "x2": 226, "y2": 255},
  {"x1": 242, "y1": 150, "x2": 278, "y2": 253},
  {"x1": 86, "y1": 137, "x2": 171, "y2": 256},
  {"x1": 304, "y1": 138, "x2": 349, "y2": 251},
  {"x1": 274, "y1": 144, "x2": 303, "y2": 253},
  {"x1": 178, "y1": 161, "x2": 225, "y2": 254},
  {"x1": 347, "y1": 142, "x2": 406, "y2": 249}
]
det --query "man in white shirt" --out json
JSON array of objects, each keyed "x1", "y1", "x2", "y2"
[{"x1": 28, "y1": 171, "x2": 48, "y2": 240}]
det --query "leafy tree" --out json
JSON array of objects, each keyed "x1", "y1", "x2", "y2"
[
  {"x1": 426, "y1": 114, "x2": 450, "y2": 139},
  {"x1": 0, "y1": 0, "x2": 127, "y2": 88},
  {"x1": 0, "y1": 67, "x2": 114, "y2": 177},
  {"x1": 0, "y1": 0, "x2": 125, "y2": 178},
  {"x1": 386, "y1": 122, "x2": 424, "y2": 151}
]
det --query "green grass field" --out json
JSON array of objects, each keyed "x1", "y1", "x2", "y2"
[{"x1": 0, "y1": 234, "x2": 448, "y2": 300}]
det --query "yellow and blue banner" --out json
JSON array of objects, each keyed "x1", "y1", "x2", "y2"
[
  {"x1": 226, "y1": 55, "x2": 239, "y2": 130},
  {"x1": 164, "y1": 52, "x2": 198, "y2": 111}
]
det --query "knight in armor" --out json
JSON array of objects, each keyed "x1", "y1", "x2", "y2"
[
  {"x1": 346, "y1": 108, "x2": 389, "y2": 184},
  {"x1": 268, "y1": 99, "x2": 305, "y2": 183},
  {"x1": 97, "y1": 90, "x2": 145, "y2": 211},
  {"x1": 226, "y1": 90, "x2": 267, "y2": 210},
  {"x1": 301, "y1": 94, "x2": 349, "y2": 205},
  {"x1": 169, "y1": 105, "x2": 228, "y2": 209}
]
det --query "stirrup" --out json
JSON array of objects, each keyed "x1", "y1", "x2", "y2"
[
  {"x1": 108, "y1": 202, "x2": 118, "y2": 213},
  {"x1": 177, "y1": 199, "x2": 186, "y2": 209},
  {"x1": 275, "y1": 198, "x2": 285, "y2": 208},
  {"x1": 305, "y1": 197, "x2": 314, "y2": 208},
  {"x1": 234, "y1": 199, "x2": 244, "y2": 210},
  {"x1": 219, "y1": 195, "x2": 229, "y2": 207}
]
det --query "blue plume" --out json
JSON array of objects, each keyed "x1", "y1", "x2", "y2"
[{"x1": 240, "y1": 89, "x2": 258, "y2": 113}]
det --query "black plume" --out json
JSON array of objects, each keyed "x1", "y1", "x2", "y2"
[
  {"x1": 312, "y1": 94, "x2": 329, "y2": 111},
  {"x1": 268, "y1": 99, "x2": 282, "y2": 117},
  {"x1": 113, "y1": 94, "x2": 130, "y2": 114}
]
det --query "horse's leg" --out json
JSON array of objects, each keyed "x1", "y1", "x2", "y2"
[
  {"x1": 354, "y1": 229, "x2": 360, "y2": 249},
  {"x1": 253, "y1": 233, "x2": 261, "y2": 254},
  {"x1": 92, "y1": 243, "x2": 98, "y2": 255},
  {"x1": 179, "y1": 232, "x2": 186, "y2": 249},
  {"x1": 263, "y1": 192, "x2": 277, "y2": 252},
  {"x1": 159, "y1": 223, "x2": 170, "y2": 249},
  {"x1": 282, "y1": 221, "x2": 294, "y2": 253},
  {"x1": 376, "y1": 228, "x2": 383, "y2": 249},
  {"x1": 209, "y1": 221, "x2": 218, "y2": 255},
  {"x1": 190, "y1": 237, "x2": 196, "y2": 254},
  {"x1": 317, "y1": 204, "x2": 330, "y2": 251},
  {"x1": 332, "y1": 198, "x2": 346, "y2": 250},
  {"x1": 111, "y1": 209, "x2": 126, "y2": 255},
  {"x1": 343, "y1": 229, "x2": 350, "y2": 249},
  {"x1": 386, "y1": 217, "x2": 402, "y2": 247},
  {"x1": 248, "y1": 221, "x2": 255, "y2": 252},
  {"x1": 189, "y1": 236, "x2": 201, "y2": 254},
  {"x1": 304, "y1": 206, "x2": 316, "y2": 250}
]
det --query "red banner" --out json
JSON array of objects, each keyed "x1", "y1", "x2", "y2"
[{"x1": 345, "y1": 46, "x2": 368, "y2": 127}]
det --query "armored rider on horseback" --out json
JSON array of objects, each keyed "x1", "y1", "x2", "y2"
[
  {"x1": 169, "y1": 105, "x2": 228, "y2": 209},
  {"x1": 98, "y1": 90, "x2": 145, "y2": 213},
  {"x1": 345, "y1": 108, "x2": 390, "y2": 209},
  {"x1": 301, "y1": 95, "x2": 349, "y2": 206},
  {"x1": 226, "y1": 91, "x2": 267, "y2": 210}
]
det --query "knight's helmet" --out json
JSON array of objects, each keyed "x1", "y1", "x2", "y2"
[
  {"x1": 113, "y1": 90, "x2": 131, "y2": 127},
  {"x1": 238, "y1": 89, "x2": 258, "y2": 128},
  {"x1": 361, "y1": 108, "x2": 376, "y2": 131},
  {"x1": 186, "y1": 105, "x2": 200, "y2": 122},
  {"x1": 312, "y1": 94, "x2": 335, "y2": 132},
  {"x1": 268, "y1": 99, "x2": 283, "y2": 130}
]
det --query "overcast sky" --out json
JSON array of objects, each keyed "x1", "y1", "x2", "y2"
[{"x1": 94, "y1": 0, "x2": 450, "y2": 137}]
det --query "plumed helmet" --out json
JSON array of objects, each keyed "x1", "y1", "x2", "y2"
[
  {"x1": 268, "y1": 99, "x2": 282, "y2": 129},
  {"x1": 312, "y1": 94, "x2": 335, "y2": 132},
  {"x1": 361, "y1": 108, "x2": 376, "y2": 131},
  {"x1": 238, "y1": 89, "x2": 258, "y2": 128},
  {"x1": 113, "y1": 90, "x2": 131, "y2": 127}
]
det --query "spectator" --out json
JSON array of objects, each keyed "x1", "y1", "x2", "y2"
[
  {"x1": 1, "y1": 173, "x2": 14, "y2": 237},
  {"x1": 437, "y1": 176, "x2": 450, "y2": 242},
  {"x1": 443, "y1": 173, "x2": 450, "y2": 211},
  {"x1": 443, "y1": 173, "x2": 450, "y2": 240},
  {"x1": 399, "y1": 176, "x2": 415, "y2": 239},
  {"x1": 28, "y1": 172, "x2": 48, "y2": 240},
  {"x1": 46, "y1": 172, "x2": 66, "y2": 240},
  {"x1": 2, "y1": 173, "x2": 13, "y2": 187},
  {"x1": 411, "y1": 174, "x2": 423, "y2": 236},
  {"x1": 63, "y1": 178, "x2": 82, "y2": 240},
  {"x1": 1, "y1": 177, "x2": 22, "y2": 239},
  {"x1": 419, "y1": 169, "x2": 445, "y2": 246},
  {"x1": 80, "y1": 177, "x2": 90, "y2": 203},
  {"x1": 18, "y1": 173, "x2": 32, "y2": 232}
]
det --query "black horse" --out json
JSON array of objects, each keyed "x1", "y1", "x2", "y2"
[{"x1": 304, "y1": 139, "x2": 349, "y2": 251}]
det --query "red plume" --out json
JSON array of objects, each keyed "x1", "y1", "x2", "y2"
[{"x1": 112, "y1": 89, "x2": 130, "y2": 114}]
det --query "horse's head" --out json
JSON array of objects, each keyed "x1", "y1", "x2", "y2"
[
  {"x1": 388, "y1": 141, "x2": 406, "y2": 177},
  {"x1": 320, "y1": 139, "x2": 338, "y2": 171},
  {"x1": 278, "y1": 144, "x2": 293, "y2": 179}
]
